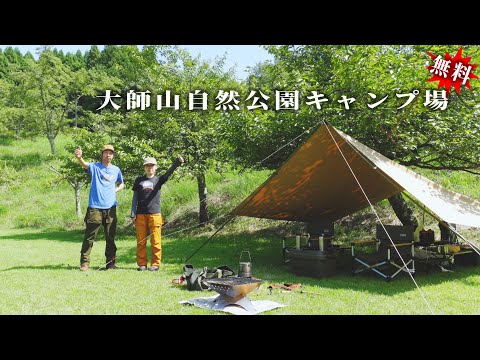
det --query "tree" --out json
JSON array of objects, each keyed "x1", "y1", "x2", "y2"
[
  {"x1": 62, "y1": 50, "x2": 86, "y2": 71},
  {"x1": 65, "y1": 67, "x2": 120, "y2": 132},
  {"x1": 0, "y1": 48, "x2": 38, "y2": 139},
  {"x1": 0, "y1": 49, "x2": 9, "y2": 79},
  {"x1": 2, "y1": 47, "x2": 25, "y2": 66},
  {"x1": 118, "y1": 46, "x2": 240, "y2": 225},
  {"x1": 263, "y1": 45, "x2": 480, "y2": 172},
  {"x1": 236, "y1": 45, "x2": 480, "y2": 226},
  {"x1": 85, "y1": 45, "x2": 102, "y2": 70},
  {"x1": 0, "y1": 72, "x2": 40, "y2": 139},
  {"x1": 220, "y1": 59, "x2": 318, "y2": 171},
  {"x1": 8, "y1": 46, "x2": 120, "y2": 155},
  {"x1": 11, "y1": 47, "x2": 73, "y2": 154}
]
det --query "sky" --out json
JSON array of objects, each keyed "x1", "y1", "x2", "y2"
[{"x1": 0, "y1": 45, "x2": 274, "y2": 80}]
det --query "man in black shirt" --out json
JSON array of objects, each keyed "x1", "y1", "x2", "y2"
[{"x1": 130, "y1": 155, "x2": 184, "y2": 271}]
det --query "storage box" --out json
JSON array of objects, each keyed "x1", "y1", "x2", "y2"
[
  {"x1": 376, "y1": 225, "x2": 414, "y2": 243},
  {"x1": 285, "y1": 248, "x2": 336, "y2": 278}
]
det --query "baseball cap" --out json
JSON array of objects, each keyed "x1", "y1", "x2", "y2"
[
  {"x1": 101, "y1": 144, "x2": 115, "y2": 153},
  {"x1": 143, "y1": 157, "x2": 157, "y2": 166}
]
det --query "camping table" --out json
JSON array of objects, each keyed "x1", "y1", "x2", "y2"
[{"x1": 352, "y1": 240, "x2": 415, "y2": 281}]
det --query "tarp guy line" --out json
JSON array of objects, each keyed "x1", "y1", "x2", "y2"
[{"x1": 324, "y1": 122, "x2": 435, "y2": 315}]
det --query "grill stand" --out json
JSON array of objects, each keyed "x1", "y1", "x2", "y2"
[
  {"x1": 203, "y1": 277, "x2": 263, "y2": 312},
  {"x1": 211, "y1": 293, "x2": 256, "y2": 312}
]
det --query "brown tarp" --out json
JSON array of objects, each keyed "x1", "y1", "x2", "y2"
[
  {"x1": 340, "y1": 128, "x2": 480, "y2": 227},
  {"x1": 232, "y1": 122, "x2": 402, "y2": 222},
  {"x1": 232, "y1": 122, "x2": 480, "y2": 227}
]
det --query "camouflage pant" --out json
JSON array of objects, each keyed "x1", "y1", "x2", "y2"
[{"x1": 80, "y1": 206, "x2": 117, "y2": 266}]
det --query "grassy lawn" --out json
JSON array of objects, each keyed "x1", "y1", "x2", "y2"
[{"x1": 1, "y1": 225, "x2": 479, "y2": 315}]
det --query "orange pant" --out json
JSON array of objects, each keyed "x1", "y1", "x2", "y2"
[{"x1": 135, "y1": 213, "x2": 163, "y2": 267}]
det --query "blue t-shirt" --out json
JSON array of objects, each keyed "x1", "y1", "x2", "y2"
[{"x1": 87, "y1": 162, "x2": 124, "y2": 209}]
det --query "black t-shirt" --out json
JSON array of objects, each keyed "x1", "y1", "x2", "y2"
[{"x1": 132, "y1": 161, "x2": 180, "y2": 214}]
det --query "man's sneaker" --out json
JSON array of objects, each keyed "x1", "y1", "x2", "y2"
[
  {"x1": 106, "y1": 264, "x2": 118, "y2": 270},
  {"x1": 80, "y1": 264, "x2": 89, "y2": 272},
  {"x1": 149, "y1": 266, "x2": 159, "y2": 271},
  {"x1": 137, "y1": 266, "x2": 147, "y2": 271}
]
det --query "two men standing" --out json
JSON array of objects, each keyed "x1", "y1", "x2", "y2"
[{"x1": 75, "y1": 145, "x2": 184, "y2": 272}]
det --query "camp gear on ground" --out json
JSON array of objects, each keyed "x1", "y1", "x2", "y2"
[
  {"x1": 268, "y1": 283, "x2": 302, "y2": 292},
  {"x1": 285, "y1": 248, "x2": 337, "y2": 278},
  {"x1": 182, "y1": 264, "x2": 236, "y2": 291},
  {"x1": 231, "y1": 121, "x2": 480, "y2": 280},
  {"x1": 351, "y1": 240, "x2": 415, "y2": 281},
  {"x1": 437, "y1": 244, "x2": 461, "y2": 254}
]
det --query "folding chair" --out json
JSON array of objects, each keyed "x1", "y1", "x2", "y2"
[{"x1": 351, "y1": 225, "x2": 415, "y2": 281}]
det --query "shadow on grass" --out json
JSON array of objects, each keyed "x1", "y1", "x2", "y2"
[
  {"x1": 0, "y1": 229, "x2": 84, "y2": 242},
  {"x1": 2, "y1": 264, "x2": 78, "y2": 271},
  {"x1": 114, "y1": 231, "x2": 480, "y2": 296},
  {"x1": 291, "y1": 266, "x2": 480, "y2": 295},
  {"x1": 0, "y1": 153, "x2": 44, "y2": 169},
  {"x1": 0, "y1": 137, "x2": 16, "y2": 146},
  {"x1": 2, "y1": 264, "x2": 137, "y2": 271}
]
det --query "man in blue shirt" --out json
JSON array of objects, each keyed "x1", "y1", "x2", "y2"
[{"x1": 75, "y1": 144, "x2": 125, "y2": 271}]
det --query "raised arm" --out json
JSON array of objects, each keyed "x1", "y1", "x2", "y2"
[
  {"x1": 158, "y1": 155, "x2": 185, "y2": 185},
  {"x1": 74, "y1": 147, "x2": 89, "y2": 170}
]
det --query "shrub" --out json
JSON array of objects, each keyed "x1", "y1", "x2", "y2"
[{"x1": 0, "y1": 160, "x2": 19, "y2": 192}]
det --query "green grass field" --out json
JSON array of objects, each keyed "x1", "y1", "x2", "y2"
[
  {"x1": 1, "y1": 226, "x2": 479, "y2": 315},
  {"x1": 1, "y1": 135, "x2": 480, "y2": 315}
]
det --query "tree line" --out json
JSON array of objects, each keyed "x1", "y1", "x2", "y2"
[{"x1": 1, "y1": 45, "x2": 479, "y2": 227}]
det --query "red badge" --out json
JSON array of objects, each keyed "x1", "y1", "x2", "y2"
[{"x1": 426, "y1": 47, "x2": 478, "y2": 95}]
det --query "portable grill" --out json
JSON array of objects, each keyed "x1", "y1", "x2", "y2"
[{"x1": 203, "y1": 277, "x2": 263, "y2": 312}]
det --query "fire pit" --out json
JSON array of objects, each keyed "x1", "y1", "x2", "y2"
[{"x1": 203, "y1": 277, "x2": 263, "y2": 312}]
